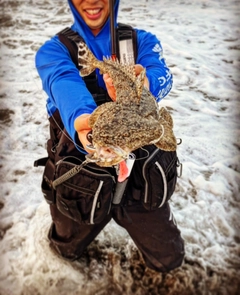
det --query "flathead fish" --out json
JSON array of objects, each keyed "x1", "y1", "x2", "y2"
[{"x1": 77, "y1": 41, "x2": 177, "y2": 167}]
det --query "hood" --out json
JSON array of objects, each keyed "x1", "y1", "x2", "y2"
[{"x1": 67, "y1": 0, "x2": 120, "y2": 44}]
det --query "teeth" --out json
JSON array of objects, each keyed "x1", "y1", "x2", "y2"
[{"x1": 86, "y1": 9, "x2": 101, "y2": 15}]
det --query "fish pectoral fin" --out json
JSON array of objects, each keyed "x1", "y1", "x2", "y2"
[
  {"x1": 154, "y1": 124, "x2": 177, "y2": 151},
  {"x1": 159, "y1": 107, "x2": 174, "y2": 128}
]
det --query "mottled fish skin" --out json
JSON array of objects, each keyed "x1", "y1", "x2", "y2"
[
  {"x1": 77, "y1": 41, "x2": 177, "y2": 167},
  {"x1": 78, "y1": 41, "x2": 145, "y2": 104}
]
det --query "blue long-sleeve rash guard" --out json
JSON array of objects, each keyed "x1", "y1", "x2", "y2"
[{"x1": 35, "y1": 0, "x2": 173, "y2": 152}]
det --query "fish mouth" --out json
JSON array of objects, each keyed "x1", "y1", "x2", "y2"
[{"x1": 86, "y1": 144, "x2": 130, "y2": 167}]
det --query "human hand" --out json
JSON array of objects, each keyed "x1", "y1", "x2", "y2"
[
  {"x1": 135, "y1": 64, "x2": 149, "y2": 89},
  {"x1": 74, "y1": 114, "x2": 92, "y2": 153},
  {"x1": 103, "y1": 73, "x2": 116, "y2": 101},
  {"x1": 103, "y1": 64, "x2": 149, "y2": 101}
]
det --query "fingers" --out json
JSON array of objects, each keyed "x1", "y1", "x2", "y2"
[
  {"x1": 103, "y1": 63, "x2": 149, "y2": 101},
  {"x1": 103, "y1": 73, "x2": 113, "y2": 86},
  {"x1": 134, "y1": 64, "x2": 144, "y2": 76},
  {"x1": 135, "y1": 64, "x2": 149, "y2": 89},
  {"x1": 103, "y1": 73, "x2": 116, "y2": 101},
  {"x1": 77, "y1": 129, "x2": 93, "y2": 153}
]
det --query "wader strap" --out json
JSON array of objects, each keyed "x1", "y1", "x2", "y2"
[
  {"x1": 57, "y1": 24, "x2": 137, "y2": 66},
  {"x1": 58, "y1": 27, "x2": 83, "y2": 70},
  {"x1": 57, "y1": 24, "x2": 137, "y2": 106},
  {"x1": 117, "y1": 23, "x2": 138, "y2": 64},
  {"x1": 58, "y1": 28, "x2": 112, "y2": 106}
]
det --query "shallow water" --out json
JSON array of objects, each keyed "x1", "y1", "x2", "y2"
[{"x1": 0, "y1": 0, "x2": 240, "y2": 294}]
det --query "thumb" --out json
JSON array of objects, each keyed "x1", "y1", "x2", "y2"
[
  {"x1": 74, "y1": 114, "x2": 91, "y2": 131},
  {"x1": 74, "y1": 114, "x2": 92, "y2": 153},
  {"x1": 103, "y1": 73, "x2": 116, "y2": 101}
]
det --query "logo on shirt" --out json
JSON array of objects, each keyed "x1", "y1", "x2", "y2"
[
  {"x1": 152, "y1": 43, "x2": 172, "y2": 100},
  {"x1": 152, "y1": 43, "x2": 163, "y2": 60}
]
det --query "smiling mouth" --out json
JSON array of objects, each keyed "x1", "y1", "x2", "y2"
[{"x1": 85, "y1": 8, "x2": 101, "y2": 15}]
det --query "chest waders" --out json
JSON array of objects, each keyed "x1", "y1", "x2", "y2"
[
  {"x1": 34, "y1": 24, "x2": 138, "y2": 208},
  {"x1": 56, "y1": 24, "x2": 138, "y2": 204},
  {"x1": 33, "y1": 20, "x2": 184, "y2": 271}
]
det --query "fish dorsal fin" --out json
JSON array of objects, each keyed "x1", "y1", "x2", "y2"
[
  {"x1": 102, "y1": 57, "x2": 139, "y2": 103},
  {"x1": 103, "y1": 57, "x2": 136, "y2": 81},
  {"x1": 122, "y1": 62, "x2": 136, "y2": 82}
]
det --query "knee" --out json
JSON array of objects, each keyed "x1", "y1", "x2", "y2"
[{"x1": 48, "y1": 223, "x2": 81, "y2": 261}]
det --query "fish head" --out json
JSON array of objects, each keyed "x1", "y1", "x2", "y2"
[{"x1": 85, "y1": 143, "x2": 130, "y2": 167}]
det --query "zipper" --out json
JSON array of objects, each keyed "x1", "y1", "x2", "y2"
[
  {"x1": 142, "y1": 148, "x2": 160, "y2": 204},
  {"x1": 90, "y1": 180, "x2": 104, "y2": 224},
  {"x1": 62, "y1": 181, "x2": 96, "y2": 195},
  {"x1": 62, "y1": 174, "x2": 112, "y2": 224},
  {"x1": 155, "y1": 161, "x2": 167, "y2": 207},
  {"x1": 56, "y1": 157, "x2": 116, "y2": 183},
  {"x1": 55, "y1": 156, "x2": 114, "y2": 224}
]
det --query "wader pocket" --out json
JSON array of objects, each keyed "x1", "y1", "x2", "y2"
[
  {"x1": 142, "y1": 148, "x2": 178, "y2": 210},
  {"x1": 41, "y1": 158, "x2": 56, "y2": 204},
  {"x1": 55, "y1": 156, "x2": 116, "y2": 224}
]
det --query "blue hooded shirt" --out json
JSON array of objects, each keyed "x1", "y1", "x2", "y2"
[{"x1": 35, "y1": 0, "x2": 173, "y2": 152}]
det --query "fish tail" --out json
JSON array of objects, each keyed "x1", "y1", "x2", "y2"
[{"x1": 78, "y1": 41, "x2": 99, "y2": 76}]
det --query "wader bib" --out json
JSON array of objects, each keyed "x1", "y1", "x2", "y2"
[{"x1": 34, "y1": 24, "x2": 184, "y2": 272}]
